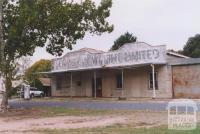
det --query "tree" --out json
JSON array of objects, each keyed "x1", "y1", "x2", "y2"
[
  {"x1": 110, "y1": 32, "x2": 137, "y2": 51},
  {"x1": 0, "y1": 0, "x2": 6, "y2": 110},
  {"x1": 0, "y1": 0, "x2": 113, "y2": 110},
  {"x1": 182, "y1": 34, "x2": 200, "y2": 58},
  {"x1": 25, "y1": 59, "x2": 51, "y2": 90}
]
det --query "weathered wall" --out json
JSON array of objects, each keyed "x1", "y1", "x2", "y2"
[
  {"x1": 172, "y1": 64, "x2": 200, "y2": 98},
  {"x1": 51, "y1": 65, "x2": 173, "y2": 98},
  {"x1": 101, "y1": 65, "x2": 172, "y2": 98}
]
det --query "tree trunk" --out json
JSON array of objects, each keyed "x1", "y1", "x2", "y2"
[
  {"x1": 0, "y1": 91, "x2": 8, "y2": 110},
  {"x1": 0, "y1": 0, "x2": 7, "y2": 112},
  {"x1": 0, "y1": 71, "x2": 12, "y2": 111},
  {"x1": 0, "y1": 73, "x2": 7, "y2": 111},
  {"x1": 0, "y1": 0, "x2": 4, "y2": 63}
]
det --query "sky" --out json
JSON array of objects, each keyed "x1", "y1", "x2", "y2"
[{"x1": 31, "y1": 0, "x2": 200, "y2": 63}]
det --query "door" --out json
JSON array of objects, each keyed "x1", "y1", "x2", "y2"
[{"x1": 92, "y1": 77, "x2": 102, "y2": 97}]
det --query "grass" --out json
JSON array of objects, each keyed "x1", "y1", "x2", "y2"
[
  {"x1": 0, "y1": 106, "x2": 139, "y2": 118},
  {"x1": 36, "y1": 107, "x2": 138, "y2": 117},
  {"x1": 31, "y1": 123, "x2": 200, "y2": 134}
]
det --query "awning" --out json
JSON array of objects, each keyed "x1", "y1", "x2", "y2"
[
  {"x1": 38, "y1": 78, "x2": 51, "y2": 86},
  {"x1": 38, "y1": 62, "x2": 166, "y2": 74}
]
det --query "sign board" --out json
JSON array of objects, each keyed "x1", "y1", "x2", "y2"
[{"x1": 52, "y1": 42, "x2": 166, "y2": 72}]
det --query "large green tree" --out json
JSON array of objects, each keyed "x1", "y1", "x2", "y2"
[
  {"x1": 182, "y1": 34, "x2": 200, "y2": 58},
  {"x1": 0, "y1": 0, "x2": 113, "y2": 109},
  {"x1": 25, "y1": 59, "x2": 51, "y2": 91},
  {"x1": 110, "y1": 32, "x2": 137, "y2": 51}
]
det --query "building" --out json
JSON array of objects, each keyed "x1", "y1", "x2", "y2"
[
  {"x1": 39, "y1": 78, "x2": 51, "y2": 97},
  {"x1": 48, "y1": 42, "x2": 200, "y2": 99}
]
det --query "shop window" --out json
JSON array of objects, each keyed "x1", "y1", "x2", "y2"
[
  {"x1": 77, "y1": 81, "x2": 82, "y2": 86},
  {"x1": 149, "y1": 72, "x2": 158, "y2": 90},
  {"x1": 116, "y1": 74, "x2": 123, "y2": 89},
  {"x1": 56, "y1": 76, "x2": 69, "y2": 90},
  {"x1": 56, "y1": 78, "x2": 62, "y2": 90}
]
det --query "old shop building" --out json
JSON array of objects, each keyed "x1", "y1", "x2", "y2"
[{"x1": 48, "y1": 42, "x2": 200, "y2": 99}]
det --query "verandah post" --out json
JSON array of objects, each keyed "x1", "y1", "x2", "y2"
[
  {"x1": 121, "y1": 68, "x2": 124, "y2": 97},
  {"x1": 70, "y1": 72, "x2": 73, "y2": 98},
  {"x1": 151, "y1": 64, "x2": 156, "y2": 98},
  {"x1": 94, "y1": 71, "x2": 96, "y2": 98}
]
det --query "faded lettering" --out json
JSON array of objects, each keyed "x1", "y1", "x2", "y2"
[{"x1": 52, "y1": 45, "x2": 166, "y2": 71}]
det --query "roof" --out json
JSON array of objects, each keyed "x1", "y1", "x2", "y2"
[
  {"x1": 167, "y1": 51, "x2": 190, "y2": 58},
  {"x1": 12, "y1": 80, "x2": 22, "y2": 88},
  {"x1": 39, "y1": 78, "x2": 51, "y2": 86},
  {"x1": 169, "y1": 58, "x2": 200, "y2": 65},
  {"x1": 78, "y1": 47, "x2": 104, "y2": 53},
  {"x1": 45, "y1": 62, "x2": 166, "y2": 74},
  {"x1": 12, "y1": 80, "x2": 29, "y2": 88}
]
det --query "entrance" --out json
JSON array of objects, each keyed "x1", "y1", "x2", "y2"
[{"x1": 92, "y1": 77, "x2": 102, "y2": 97}]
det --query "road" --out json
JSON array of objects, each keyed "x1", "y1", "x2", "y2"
[{"x1": 9, "y1": 99, "x2": 200, "y2": 111}]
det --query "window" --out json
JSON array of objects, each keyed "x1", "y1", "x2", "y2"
[
  {"x1": 56, "y1": 75, "x2": 70, "y2": 90},
  {"x1": 56, "y1": 77, "x2": 63, "y2": 90},
  {"x1": 149, "y1": 72, "x2": 158, "y2": 90},
  {"x1": 77, "y1": 81, "x2": 82, "y2": 86},
  {"x1": 116, "y1": 74, "x2": 123, "y2": 89}
]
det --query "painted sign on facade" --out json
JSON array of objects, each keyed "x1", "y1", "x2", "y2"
[{"x1": 52, "y1": 42, "x2": 166, "y2": 72}]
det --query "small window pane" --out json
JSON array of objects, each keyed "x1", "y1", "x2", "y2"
[{"x1": 149, "y1": 72, "x2": 158, "y2": 90}]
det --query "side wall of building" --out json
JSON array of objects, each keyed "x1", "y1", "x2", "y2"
[{"x1": 172, "y1": 64, "x2": 200, "y2": 98}]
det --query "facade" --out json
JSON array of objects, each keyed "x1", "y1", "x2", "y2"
[{"x1": 48, "y1": 42, "x2": 200, "y2": 99}]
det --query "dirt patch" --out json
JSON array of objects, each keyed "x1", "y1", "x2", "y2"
[
  {"x1": 0, "y1": 108, "x2": 45, "y2": 120},
  {"x1": 0, "y1": 115, "x2": 127, "y2": 133}
]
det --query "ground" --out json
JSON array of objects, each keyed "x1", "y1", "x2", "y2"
[{"x1": 0, "y1": 98, "x2": 200, "y2": 134}]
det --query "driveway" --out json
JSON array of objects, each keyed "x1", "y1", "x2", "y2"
[{"x1": 7, "y1": 98, "x2": 187, "y2": 111}]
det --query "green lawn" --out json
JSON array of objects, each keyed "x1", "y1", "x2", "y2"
[
  {"x1": 34, "y1": 107, "x2": 139, "y2": 117},
  {"x1": 31, "y1": 123, "x2": 200, "y2": 134}
]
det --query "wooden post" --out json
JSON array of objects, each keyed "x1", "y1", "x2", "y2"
[
  {"x1": 70, "y1": 72, "x2": 73, "y2": 98},
  {"x1": 94, "y1": 71, "x2": 96, "y2": 98},
  {"x1": 151, "y1": 64, "x2": 156, "y2": 98},
  {"x1": 121, "y1": 69, "x2": 124, "y2": 97}
]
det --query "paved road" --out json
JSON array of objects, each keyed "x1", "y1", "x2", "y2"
[{"x1": 9, "y1": 99, "x2": 200, "y2": 111}]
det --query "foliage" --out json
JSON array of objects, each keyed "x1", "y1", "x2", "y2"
[
  {"x1": 3, "y1": 0, "x2": 113, "y2": 60},
  {"x1": 182, "y1": 34, "x2": 200, "y2": 58},
  {"x1": 0, "y1": 0, "x2": 113, "y2": 107},
  {"x1": 25, "y1": 59, "x2": 51, "y2": 90},
  {"x1": 110, "y1": 32, "x2": 137, "y2": 51}
]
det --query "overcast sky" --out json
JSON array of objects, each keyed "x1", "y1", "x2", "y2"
[{"x1": 31, "y1": 0, "x2": 200, "y2": 63}]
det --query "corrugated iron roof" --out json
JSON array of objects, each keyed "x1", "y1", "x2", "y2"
[
  {"x1": 169, "y1": 58, "x2": 200, "y2": 65},
  {"x1": 166, "y1": 51, "x2": 190, "y2": 58},
  {"x1": 78, "y1": 47, "x2": 104, "y2": 53},
  {"x1": 39, "y1": 78, "x2": 51, "y2": 86}
]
